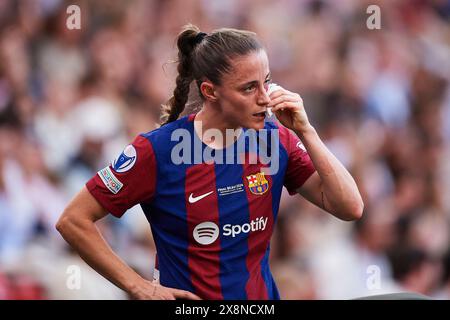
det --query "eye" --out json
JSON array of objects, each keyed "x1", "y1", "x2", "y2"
[
  {"x1": 264, "y1": 78, "x2": 272, "y2": 91},
  {"x1": 244, "y1": 84, "x2": 256, "y2": 92}
]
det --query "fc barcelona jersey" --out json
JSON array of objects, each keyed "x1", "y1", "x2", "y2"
[{"x1": 86, "y1": 113, "x2": 316, "y2": 300}]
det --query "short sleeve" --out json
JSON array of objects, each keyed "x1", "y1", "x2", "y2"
[
  {"x1": 279, "y1": 126, "x2": 316, "y2": 195},
  {"x1": 86, "y1": 135, "x2": 157, "y2": 217}
]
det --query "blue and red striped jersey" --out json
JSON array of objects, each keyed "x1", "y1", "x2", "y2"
[{"x1": 86, "y1": 114, "x2": 315, "y2": 300}]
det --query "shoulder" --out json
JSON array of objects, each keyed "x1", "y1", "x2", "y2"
[
  {"x1": 141, "y1": 115, "x2": 192, "y2": 146},
  {"x1": 138, "y1": 115, "x2": 194, "y2": 161}
]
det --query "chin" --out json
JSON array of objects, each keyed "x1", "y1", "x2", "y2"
[
  {"x1": 248, "y1": 118, "x2": 266, "y2": 130},
  {"x1": 254, "y1": 123, "x2": 266, "y2": 130},
  {"x1": 237, "y1": 116, "x2": 266, "y2": 130}
]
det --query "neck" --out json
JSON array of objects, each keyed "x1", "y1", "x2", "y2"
[{"x1": 194, "y1": 103, "x2": 242, "y2": 149}]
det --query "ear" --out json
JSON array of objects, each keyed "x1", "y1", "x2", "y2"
[{"x1": 200, "y1": 81, "x2": 217, "y2": 101}]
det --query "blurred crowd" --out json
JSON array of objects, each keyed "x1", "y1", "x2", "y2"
[{"x1": 1, "y1": 0, "x2": 450, "y2": 299}]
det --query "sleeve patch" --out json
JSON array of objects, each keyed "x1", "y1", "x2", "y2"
[
  {"x1": 98, "y1": 167, "x2": 123, "y2": 194},
  {"x1": 112, "y1": 144, "x2": 137, "y2": 173}
]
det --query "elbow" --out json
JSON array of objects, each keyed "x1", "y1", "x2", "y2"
[
  {"x1": 337, "y1": 199, "x2": 364, "y2": 222},
  {"x1": 56, "y1": 213, "x2": 77, "y2": 238},
  {"x1": 55, "y1": 214, "x2": 69, "y2": 236},
  {"x1": 345, "y1": 199, "x2": 364, "y2": 221},
  {"x1": 351, "y1": 200, "x2": 364, "y2": 221},
  {"x1": 56, "y1": 209, "x2": 95, "y2": 240}
]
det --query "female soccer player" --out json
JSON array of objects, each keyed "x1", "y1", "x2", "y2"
[{"x1": 56, "y1": 25, "x2": 363, "y2": 300}]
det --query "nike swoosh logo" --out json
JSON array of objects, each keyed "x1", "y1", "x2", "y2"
[{"x1": 189, "y1": 191, "x2": 214, "y2": 203}]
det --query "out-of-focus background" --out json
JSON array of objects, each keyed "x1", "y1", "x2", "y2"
[{"x1": 1, "y1": 0, "x2": 450, "y2": 300}]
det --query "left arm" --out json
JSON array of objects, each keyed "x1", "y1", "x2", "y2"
[
  {"x1": 294, "y1": 126, "x2": 363, "y2": 221},
  {"x1": 269, "y1": 87, "x2": 364, "y2": 221}
]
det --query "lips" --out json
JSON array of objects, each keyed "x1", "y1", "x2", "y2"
[{"x1": 252, "y1": 111, "x2": 266, "y2": 118}]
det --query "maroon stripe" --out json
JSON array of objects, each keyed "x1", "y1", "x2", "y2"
[
  {"x1": 185, "y1": 164, "x2": 223, "y2": 299},
  {"x1": 277, "y1": 124, "x2": 316, "y2": 194},
  {"x1": 242, "y1": 156, "x2": 274, "y2": 299}
]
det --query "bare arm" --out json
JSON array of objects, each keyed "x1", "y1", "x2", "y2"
[
  {"x1": 269, "y1": 87, "x2": 363, "y2": 221},
  {"x1": 295, "y1": 126, "x2": 364, "y2": 221},
  {"x1": 56, "y1": 186, "x2": 201, "y2": 300}
]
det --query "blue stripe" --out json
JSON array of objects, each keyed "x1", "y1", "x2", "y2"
[
  {"x1": 260, "y1": 246, "x2": 280, "y2": 299},
  {"x1": 259, "y1": 121, "x2": 287, "y2": 299},
  {"x1": 140, "y1": 120, "x2": 194, "y2": 292}
]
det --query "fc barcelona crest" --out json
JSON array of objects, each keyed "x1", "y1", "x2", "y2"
[{"x1": 246, "y1": 172, "x2": 269, "y2": 195}]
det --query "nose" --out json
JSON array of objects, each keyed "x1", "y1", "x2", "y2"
[{"x1": 257, "y1": 85, "x2": 271, "y2": 106}]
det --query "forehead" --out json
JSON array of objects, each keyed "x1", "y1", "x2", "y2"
[{"x1": 222, "y1": 50, "x2": 269, "y2": 85}]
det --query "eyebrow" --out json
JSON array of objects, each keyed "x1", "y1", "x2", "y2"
[{"x1": 240, "y1": 72, "x2": 271, "y2": 87}]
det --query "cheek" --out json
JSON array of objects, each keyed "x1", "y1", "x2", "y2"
[
  {"x1": 220, "y1": 94, "x2": 250, "y2": 114},
  {"x1": 234, "y1": 95, "x2": 255, "y2": 112}
]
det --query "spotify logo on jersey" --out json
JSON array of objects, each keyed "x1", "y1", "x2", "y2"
[{"x1": 193, "y1": 222, "x2": 219, "y2": 245}]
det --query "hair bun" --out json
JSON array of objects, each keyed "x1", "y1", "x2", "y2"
[{"x1": 194, "y1": 32, "x2": 207, "y2": 45}]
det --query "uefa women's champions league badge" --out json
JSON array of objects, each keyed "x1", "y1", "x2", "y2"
[{"x1": 112, "y1": 145, "x2": 137, "y2": 173}]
